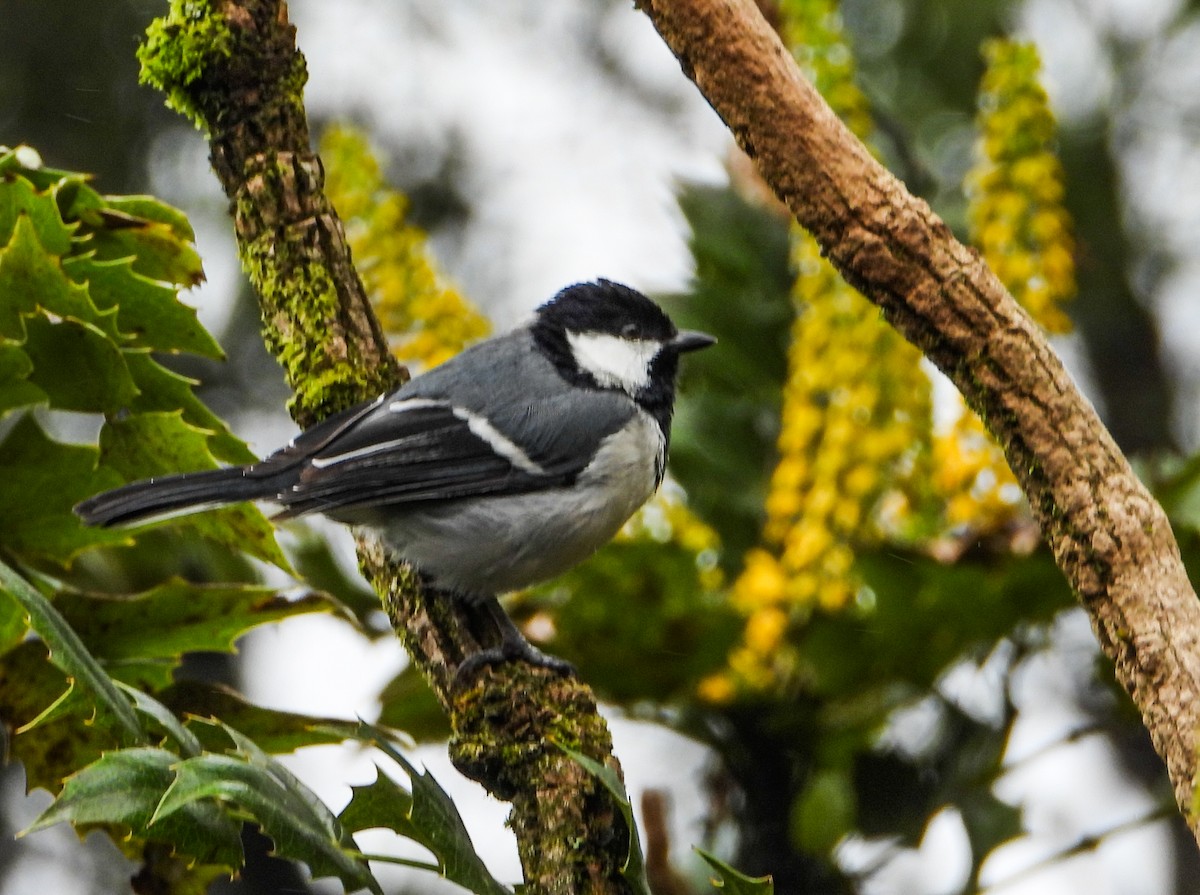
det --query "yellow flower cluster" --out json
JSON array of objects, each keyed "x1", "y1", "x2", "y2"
[
  {"x1": 709, "y1": 240, "x2": 931, "y2": 699},
  {"x1": 929, "y1": 39, "x2": 1077, "y2": 537},
  {"x1": 700, "y1": 28, "x2": 1076, "y2": 706},
  {"x1": 765, "y1": 235, "x2": 930, "y2": 598},
  {"x1": 320, "y1": 126, "x2": 490, "y2": 369},
  {"x1": 968, "y1": 39, "x2": 1076, "y2": 333},
  {"x1": 931, "y1": 405, "x2": 1023, "y2": 530},
  {"x1": 704, "y1": 0, "x2": 934, "y2": 702}
]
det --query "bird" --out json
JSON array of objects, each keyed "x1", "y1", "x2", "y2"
[{"x1": 76, "y1": 279, "x2": 715, "y2": 675}]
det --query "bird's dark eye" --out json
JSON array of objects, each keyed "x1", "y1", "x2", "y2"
[{"x1": 621, "y1": 322, "x2": 639, "y2": 338}]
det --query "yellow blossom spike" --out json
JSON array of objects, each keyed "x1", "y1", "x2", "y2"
[
  {"x1": 929, "y1": 39, "x2": 1077, "y2": 538},
  {"x1": 320, "y1": 125, "x2": 490, "y2": 369},
  {"x1": 714, "y1": 1, "x2": 936, "y2": 698},
  {"x1": 967, "y1": 39, "x2": 1077, "y2": 333},
  {"x1": 765, "y1": 234, "x2": 930, "y2": 585}
]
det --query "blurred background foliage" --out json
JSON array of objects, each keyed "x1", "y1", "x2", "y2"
[{"x1": 7, "y1": 0, "x2": 1200, "y2": 893}]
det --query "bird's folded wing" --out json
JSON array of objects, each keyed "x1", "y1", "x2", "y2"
[{"x1": 272, "y1": 391, "x2": 633, "y2": 515}]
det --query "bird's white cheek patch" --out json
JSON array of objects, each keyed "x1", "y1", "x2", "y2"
[{"x1": 566, "y1": 331, "x2": 661, "y2": 394}]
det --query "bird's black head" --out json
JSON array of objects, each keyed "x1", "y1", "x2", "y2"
[
  {"x1": 532, "y1": 279, "x2": 714, "y2": 433},
  {"x1": 536, "y1": 279, "x2": 678, "y2": 347}
]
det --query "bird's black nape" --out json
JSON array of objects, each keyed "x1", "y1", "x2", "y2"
[{"x1": 534, "y1": 279, "x2": 678, "y2": 344}]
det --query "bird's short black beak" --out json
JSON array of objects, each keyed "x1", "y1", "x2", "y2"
[{"x1": 671, "y1": 330, "x2": 717, "y2": 353}]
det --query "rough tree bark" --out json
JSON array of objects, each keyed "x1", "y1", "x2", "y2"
[
  {"x1": 635, "y1": 0, "x2": 1200, "y2": 842},
  {"x1": 139, "y1": 2, "x2": 631, "y2": 893}
]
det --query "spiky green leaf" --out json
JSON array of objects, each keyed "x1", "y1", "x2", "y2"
[
  {"x1": 0, "y1": 641, "x2": 111, "y2": 793},
  {"x1": 24, "y1": 747, "x2": 243, "y2": 868},
  {"x1": 123, "y1": 353, "x2": 257, "y2": 464},
  {"x1": 162, "y1": 680, "x2": 367, "y2": 755},
  {"x1": 63, "y1": 254, "x2": 221, "y2": 357},
  {"x1": 75, "y1": 203, "x2": 204, "y2": 288},
  {"x1": 55, "y1": 579, "x2": 334, "y2": 688},
  {"x1": 117, "y1": 682, "x2": 203, "y2": 757},
  {"x1": 0, "y1": 342, "x2": 47, "y2": 417},
  {"x1": 0, "y1": 415, "x2": 127, "y2": 562},
  {"x1": 98, "y1": 411, "x2": 288, "y2": 569},
  {"x1": 0, "y1": 214, "x2": 117, "y2": 339},
  {"x1": 22, "y1": 314, "x2": 137, "y2": 413},
  {"x1": 153, "y1": 726, "x2": 381, "y2": 894},
  {"x1": 101, "y1": 194, "x2": 196, "y2": 243},
  {"x1": 338, "y1": 767, "x2": 417, "y2": 836},
  {"x1": 0, "y1": 559, "x2": 142, "y2": 744},
  {"x1": 0, "y1": 171, "x2": 73, "y2": 256},
  {"x1": 352, "y1": 723, "x2": 512, "y2": 895}
]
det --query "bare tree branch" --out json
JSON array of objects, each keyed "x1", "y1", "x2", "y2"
[{"x1": 635, "y1": 0, "x2": 1200, "y2": 841}]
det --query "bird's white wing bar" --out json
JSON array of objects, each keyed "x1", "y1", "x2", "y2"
[
  {"x1": 307, "y1": 398, "x2": 547, "y2": 477},
  {"x1": 394, "y1": 396, "x2": 553, "y2": 476},
  {"x1": 387, "y1": 397, "x2": 450, "y2": 414},
  {"x1": 307, "y1": 399, "x2": 452, "y2": 469},
  {"x1": 449, "y1": 406, "x2": 547, "y2": 476},
  {"x1": 308, "y1": 438, "x2": 420, "y2": 470},
  {"x1": 393, "y1": 398, "x2": 549, "y2": 477}
]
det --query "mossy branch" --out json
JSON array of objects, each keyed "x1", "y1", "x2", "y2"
[
  {"x1": 636, "y1": 0, "x2": 1200, "y2": 842},
  {"x1": 138, "y1": 2, "x2": 631, "y2": 891}
]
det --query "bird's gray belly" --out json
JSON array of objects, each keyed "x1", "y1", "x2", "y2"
[{"x1": 347, "y1": 415, "x2": 663, "y2": 594}]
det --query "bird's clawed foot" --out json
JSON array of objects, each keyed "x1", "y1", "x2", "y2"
[
  {"x1": 452, "y1": 592, "x2": 576, "y2": 685},
  {"x1": 454, "y1": 638, "x2": 576, "y2": 684}
]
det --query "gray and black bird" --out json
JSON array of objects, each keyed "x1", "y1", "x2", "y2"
[{"x1": 76, "y1": 279, "x2": 715, "y2": 672}]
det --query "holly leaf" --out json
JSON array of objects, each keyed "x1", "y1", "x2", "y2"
[
  {"x1": 0, "y1": 170, "x2": 74, "y2": 256},
  {"x1": 0, "y1": 214, "x2": 117, "y2": 340},
  {"x1": 0, "y1": 214, "x2": 58, "y2": 339},
  {"x1": 100, "y1": 194, "x2": 196, "y2": 243},
  {"x1": 557, "y1": 743, "x2": 650, "y2": 895},
  {"x1": 0, "y1": 584, "x2": 27, "y2": 652},
  {"x1": 117, "y1": 682, "x2": 204, "y2": 757},
  {"x1": 24, "y1": 746, "x2": 243, "y2": 869},
  {"x1": 153, "y1": 724, "x2": 381, "y2": 895},
  {"x1": 22, "y1": 314, "x2": 138, "y2": 413},
  {"x1": 348, "y1": 723, "x2": 512, "y2": 895},
  {"x1": 123, "y1": 352, "x2": 257, "y2": 464},
  {"x1": 56, "y1": 579, "x2": 335, "y2": 678},
  {"x1": 0, "y1": 641, "x2": 111, "y2": 793},
  {"x1": 338, "y1": 768, "x2": 417, "y2": 837},
  {"x1": 76, "y1": 203, "x2": 204, "y2": 288},
  {"x1": 161, "y1": 680, "x2": 368, "y2": 755},
  {"x1": 0, "y1": 559, "x2": 142, "y2": 745},
  {"x1": 0, "y1": 342, "x2": 46, "y2": 418},
  {"x1": 0, "y1": 415, "x2": 127, "y2": 562},
  {"x1": 63, "y1": 254, "x2": 222, "y2": 357}
]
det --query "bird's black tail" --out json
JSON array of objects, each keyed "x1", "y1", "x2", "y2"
[{"x1": 74, "y1": 467, "x2": 276, "y2": 528}]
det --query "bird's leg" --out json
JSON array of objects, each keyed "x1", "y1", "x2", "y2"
[{"x1": 452, "y1": 591, "x2": 575, "y2": 682}]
